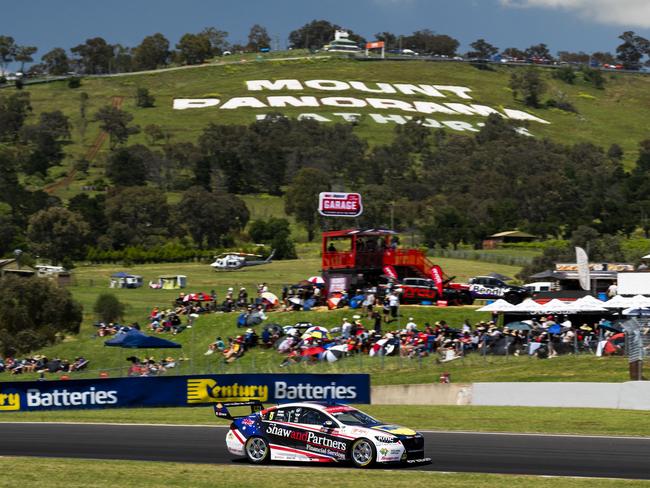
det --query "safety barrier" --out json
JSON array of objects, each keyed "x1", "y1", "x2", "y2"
[
  {"x1": 370, "y1": 382, "x2": 650, "y2": 410},
  {"x1": 0, "y1": 374, "x2": 370, "y2": 412}
]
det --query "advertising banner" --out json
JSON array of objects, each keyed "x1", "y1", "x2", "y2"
[
  {"x1": 0, "y1": 374, "x2": 371, "y2": 412},
  {"x1": 575, "y1": 247, "x2": 591, "y2": 291},
  {"x1": 430, "y1": 265, "x2": 444, "y2": 296},
  {"x1": 318, "y1": 192, "x2": 363, "y2": 217},
  {"x1": 366, "y1": 41, "x2": 385, "y2": 49}
]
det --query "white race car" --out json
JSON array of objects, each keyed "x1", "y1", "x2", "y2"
[{"x1": 216, "y1": 401, "x2": 429, "y2": 468}]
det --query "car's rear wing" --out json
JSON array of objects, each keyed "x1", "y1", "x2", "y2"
[{"x1": 213, "y1": 400, "x2": 265, "y2": 420}]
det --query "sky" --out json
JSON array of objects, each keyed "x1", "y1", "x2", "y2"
[{"x1": 3, "y1": 0, "x2": 650, "y2": 67}]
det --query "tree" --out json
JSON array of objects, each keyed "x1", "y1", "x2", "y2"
[
  {"x1": 112, "y1": 44, "x2": 133, "y2": 73},
  {"x1": 374, "y1": 32, "x2": 397, "y2": 49},
  {"x1": 135, "y1": 87, "x2": 155, "y2": 107},
  {"x1": 247, "y1": 24, "x2": 271, "y2": 51},
  {"x1": 289, "y1": 20, "x2": 365, "y2": 49},
  {"x1": 105, "y1": 146, "x2": 148, "y2": 186},
  {"x1": 557, "y1": 51, "x2": 589, "y2": 64},
  {"x1": 0, "y1": 274, "x2": 82, "y2": 355},
  {"x1": 591, "y1": 51, "x2": 616, "y2": 66},
  {"x1": 509, "y1": 68, "x2": 546, "y2": 107},
  {"x1": 501, "y1": 47, "x2": 526, "y2": 59},
  {"x1": 0, "y1": 36, "x2": 16, "y2": 72},
  {"x1": 176, "y1": 186, "x2": 249, "y2": 248},
  {"x1": 133, "y1": 33, "x2": 170, "y2": 70},
  {"x1": 285, "y1": 167, "x2": 330, "y2": 241},
  {"x1": 14, "y1": 45, "x2": 37, "y2": 72},
  {"x1": 71, "y1": 37, "x2": 114, "y2": 74},
  {"x1": 105, "y1": 186, "x2": 170, "y2": 248},
  {"x1": 403, "y1": 30, "x2": 458, "y2": 56},
  {"x1": 68, "y1": 193, "x2": 107, "y2": 237},
  {"x1": 176, "y1": 33, "x2": 212, "y2": 64},
  {"x1": 468, "y1": 39, "x2": 498, "y2": 59},
  {"x1": 525, "y1": 43, "x2": 553, "y2": 61},
  {"x1": 41, "y1": 47, "x2": 70, "y2": 75},
  {"x1": 20, "y1": 110, "x2": 71, "y2": 175},
  {"x1": 0, "y1": 91, "x2": 32, "y2": 141},
  {"x1": 199, "y1": 27, "x2": 230, "y2": 56},
  {"x1": 27, "y1": 207, "x2": 91, "y2": 263},
  {"x1": 93, "y1": 293, "x2": 125, "y2": 323},
  {"x1": 93, "y1": 105, "x2": 140, "y2": 148},
  {"x1": 616, "y1": 31, "x2": 650, "y2": 69}
]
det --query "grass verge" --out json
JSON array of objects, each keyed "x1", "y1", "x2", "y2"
[
  {"x1": 2, "y1": 405, "x2": 649, "y2": 438},
  {"x1": 0, "y1": 457, "x2": 646, "y2": 487}
]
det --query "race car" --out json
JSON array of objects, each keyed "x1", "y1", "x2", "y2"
[{"x1": 217, "y1": 401, "x2": 429, "y2": 468}]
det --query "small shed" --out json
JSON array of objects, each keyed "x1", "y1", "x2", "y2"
[
  {"x1": 0, "y1": 259, "x2": 36, "y2": 278},
  {"x1": 482, "y1": 230, "x2": 537, "y2": 249},
  {"x1": 158, "y1": 275, "x2": 187, "y2": 289},
  {"x1": 110, "y1": 272, "x2": 143, "y2": 289}
]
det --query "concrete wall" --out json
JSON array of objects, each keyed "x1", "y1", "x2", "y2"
[
  {"x1": 372, "y1": 382, "x2": 650, "y2": 410},
  {"x1": 371, "y1": 383, "x2": 472, "y2": 405}
]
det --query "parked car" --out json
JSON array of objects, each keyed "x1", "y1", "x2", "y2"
[{"x1": 467, "y1": 276, "x2": 529, "y2": 304}]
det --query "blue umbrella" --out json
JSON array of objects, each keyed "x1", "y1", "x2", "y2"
[
  {"x1": 547, "y1": 324, "x2": 562, "y2": 334},
  {"x1": 105, "y1": 329, "x2": 181, "y2": 349}
]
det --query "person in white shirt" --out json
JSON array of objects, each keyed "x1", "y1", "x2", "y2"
[
  {"x1": 341, "y1": 318, "x2": 352, "y2": 339},
  {"x1": 405, "y1": 317, "x2": 417, "y2": 332}
]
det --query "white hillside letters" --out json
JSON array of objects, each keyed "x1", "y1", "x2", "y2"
[{"x1": 173, "y1": 78, "x2": 550, "y2": 134}]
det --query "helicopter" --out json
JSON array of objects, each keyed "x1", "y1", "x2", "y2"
[{"x1": 210, "y1": 250, "x2": 275, "y2": 270}]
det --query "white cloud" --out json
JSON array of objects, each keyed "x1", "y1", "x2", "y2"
[{"x1": 500, "y1": 0, "x2": 650, "y2": 28}]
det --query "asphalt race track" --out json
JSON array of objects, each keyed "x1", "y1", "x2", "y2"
[{"x1": 1, "y1": 423, "x2": 649, "y2": 480}]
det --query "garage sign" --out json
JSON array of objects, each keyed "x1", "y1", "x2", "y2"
[{"x1": 318, "y1": 192, "x2": 363, "y2": 217}]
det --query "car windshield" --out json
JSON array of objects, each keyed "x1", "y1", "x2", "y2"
[{"x1": 330, "y1": 408, "x2": 380, "y2": 426}]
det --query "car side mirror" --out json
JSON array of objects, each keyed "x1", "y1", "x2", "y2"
[{"x1": 323, "y1": 420, "x2": 336, "y2": 429}]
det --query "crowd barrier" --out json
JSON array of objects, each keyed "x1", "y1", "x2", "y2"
[
  {"x1": 0, "y1": 374, "x2": 370, "y2": 412},
  {"x1": 370, "y1": 382, "x2": 650, "y2": 410}
]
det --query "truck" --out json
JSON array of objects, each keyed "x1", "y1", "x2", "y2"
[{"x1": 321, "y1": 228, "x2": 472, "y2": 304}]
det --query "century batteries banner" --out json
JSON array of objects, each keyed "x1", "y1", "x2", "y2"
[{"x1": 0, "y1": 374, "x2": 370, "y2": 412}]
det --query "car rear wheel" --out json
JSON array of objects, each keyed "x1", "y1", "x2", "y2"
[
  {"x1": 350, "y1": 438, "x2": 376, "y2": 468},
  {"x1": 245, "y1": 436, "x2": 270, "y2": 464}
]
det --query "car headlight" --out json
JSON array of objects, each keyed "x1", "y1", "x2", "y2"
[{"x1": 375, "y1": 435, "x2": 400, "y2": 443}]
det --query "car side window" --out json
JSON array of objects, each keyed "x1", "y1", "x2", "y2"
[
  {"x1": 300, "y1": 408, "x2": 330, "y2": 425},
  {"x1": 271, "y1": 407, "x2": 300, "y2": 423}
]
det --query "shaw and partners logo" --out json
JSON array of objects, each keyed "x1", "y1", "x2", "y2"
[
  {"x1": 186, "y1": 379, "x2": 269, "y2": 404},
  {"x1": 0, "y1": 391, "x2": 21, "y2": 411}
]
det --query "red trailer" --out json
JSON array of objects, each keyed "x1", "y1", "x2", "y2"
[{"x1": 321, "y1": 228, "x2": 472, "y2": 303}]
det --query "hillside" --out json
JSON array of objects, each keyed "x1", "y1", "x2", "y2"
[{"x1": 15, "y1": 55, "x2": 650, "y2": 199}]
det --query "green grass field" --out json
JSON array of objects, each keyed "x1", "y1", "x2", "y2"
[
  {"x1": 3, "y1": 255, "x2": 635, "y2": 384},
  {"x1": 15, "y1": 56, "x2": 650, "y2": 199},
  {"x1": 4, "y1": 458, "x2": 647, "y2": 488}
]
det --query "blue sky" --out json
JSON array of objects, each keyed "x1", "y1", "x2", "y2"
[{"x1": 4, "y1": 0, "x2": 650, "y2": 65}]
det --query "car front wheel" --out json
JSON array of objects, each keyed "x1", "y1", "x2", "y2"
[
  {"x1": 245, "y1": 436, "x2": 270, "y2": 464},
  {"x1": 350, "y1": 438, "x2": 376, "y2": 468}
]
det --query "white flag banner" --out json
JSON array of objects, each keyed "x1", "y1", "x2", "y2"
[{"x1": 575, "y1": 246, "x2": 590, "y2": 291}]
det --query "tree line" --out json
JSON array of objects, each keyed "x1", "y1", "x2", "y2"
[{"x1": 1, "y1": 22, "x2": 649, "y2": 77}]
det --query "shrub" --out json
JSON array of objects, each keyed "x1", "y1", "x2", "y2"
[
  {"x1": 68, "y1": 77, "x2": 82, "y2": 89},
  {"x1": 136, "y1": 87, "x2": 155, "y2": 108},
  {"x1": 93, "y1": 293, "x2": 125, "y2": 323},
  {"x1": 552, "y1": 66, "x2": 576, "y2": 84},
  {"x1": 0, "y1": 275, "x2": 82, "y2": 355}
]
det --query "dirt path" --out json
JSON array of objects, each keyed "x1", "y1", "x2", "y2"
[{"x1": 45, "y1": 96, "x2": 125, "y2": 195}]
